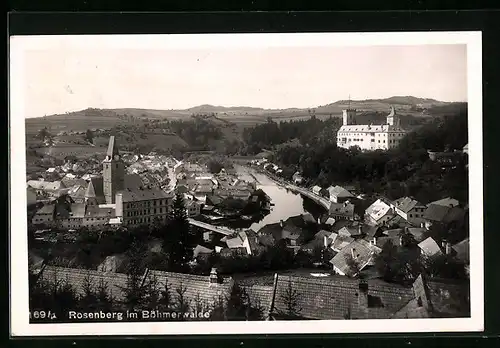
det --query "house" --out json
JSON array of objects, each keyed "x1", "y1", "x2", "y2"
[
  {"x1": 418, "y1": 237, "x2": 443, "y2": 259},
  {"x1": 327, "y1": 185, "x2": 355, "y2": 203},
  {"x1": 220, "y1": 247, "x2": 249, "y2": 258},
  {"x1": 268, "y1": 274, "x2": 416, "y2": 320},
  {"x1": 97, "y1": 254, "x2": 128, "y2": 273},
  {"x1": 451, "y1": 238, "x2": 469, "y2": 264},
  {"x1": 185, "y1": 200, "x2": 202, "y2": 217},
  {"x1": 292, "y1": 172, "x2": 304, "y2": 185},
  {"x1": 429, "y1": 197, "x2": 460, "y2": 208},
  {"x1": 392, "y1": 274, "x2": 470, "y2": 318},
  {"x1": 427, "y1": 150, "x2": 463, "y2": 165},
  {"x1": 27, "y1": 180, "x2": 67, "y2": 195},
  {"x1": 32, "y1": 204, "x2": 55, "y2": 226},
  {"x1": 423, "y1": 204, "x2": 465, "y2": 229},
  {"x1": 338, "y1": 224, "x2": 363, "y2": 238},
  {"x1": 364, "y1": 198, "x2": 394, "y2": 226},
  {"x1": 406, "y1": 227, "x2": 427, "y2": 243},
  {"x1": 311, "y1": 185, "x2": 326, "y2": 197},
  {"x1": 27, "y1": 186, "x2": 37, "y2": 205},
  {"x1": 193, "y1": 245, "x2": 214, "y2": 259},
  {"x1": 391, "y1": 197, "x2": 427, "y2": 226},
  {"x1": 331, "y1": 234, "x2": 354, "y2": 253},
  {"x1": 329, "y1": 240, "x2": 374, "y2": 276},
  {"x1": 329, "y1": 201, "x2": 355, "y2": 221},
  {"x1": 224, "y1": 231, "x2": 254, "y2": 255}
]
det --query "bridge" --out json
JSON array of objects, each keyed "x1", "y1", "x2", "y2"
[
  {"x1": 284, "y1": 184, "x2": 332, "y2": 210},
  {"x1": 188, "y1": 218, "x2": 237, "y2": 236}
]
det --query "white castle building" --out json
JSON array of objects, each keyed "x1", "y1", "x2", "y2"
[{"x1": 336, "y1": 106, "x2": 407, "y2": 151}]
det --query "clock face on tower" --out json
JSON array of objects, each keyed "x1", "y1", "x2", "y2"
[{"x1": 114, "y1": 155, "x2": 120, "y2": 161}]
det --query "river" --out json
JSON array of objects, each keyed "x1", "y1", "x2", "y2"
[{"x1": 234, "y1": 165, "x2": 326, "y2": 231}]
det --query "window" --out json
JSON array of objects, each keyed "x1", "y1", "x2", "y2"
[{"x1": 371, "y1": 139, "x2": 375, "y2": 142}]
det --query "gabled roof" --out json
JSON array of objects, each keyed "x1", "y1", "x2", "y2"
[
  {"x1": 418, "y1": 237, "x2": 443, "y2": 258},
  {"x1": 329, "y1": 202, "x2": 355, "y2": 218},
  {"x1": 314, "y1": 230, "x2": 333, "y2": 240},
  {"x1": 407, "y1": 227, "x2": 427, "y2": 242},
  {"x1": 331, "y1": 235, "x2": 354, "y2": 252},
  {"x1": 226, "y1": 233, "x2": 247, "y2": 249},
  {"x1": 97, "y1": 254, "x2": 128, "y2": 273},
  {"x1": 193, "y1": 245, "x2": 214, "y2": 258},
  {"x1": 383, "y1": 228, "x2": 404, "y2": 238},
  {"x1": 329, "y1": 240, "x2": 374, "y2": 275},
  {"x1": 423, "y1": 204, "x2": 450, "y2": 222},
  {"x1": 327, "y1": 185, "x2": 354, "y2": 198},
  {"x1": 124, "y1": 174, "x2": 145, "y2": 191},
  {"x1": 452, "y1": 238, "x2": 469, "y2": 263},
  {"x1": 429, "y1": 197, "x2": 460, "y2": 208},
  {"x1": 35, "y1": 204, "x2": 56, "y2": 215},
  {"x1": 392, "y1": 197, "x2": 424, "y2": 213},
  {"x1": 120, "y1": 186, "x2": 173, "y2": 203},
  {"x1": 270, "y1": 274, "x2": 414, "y2": 320},
  {"x1": 365, "y1": 199, "x2": 393, "y2": 222}
]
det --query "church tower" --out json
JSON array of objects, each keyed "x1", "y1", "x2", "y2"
[
  {"x1": 103, "y1": 136, "x2": 125, "y2": 204},
  {"x1": 342, "y1": 95, "x2": 357, "y2": 125},
  {"x1": 386, "y1": 106, "x2": 400, "y2": 127}
]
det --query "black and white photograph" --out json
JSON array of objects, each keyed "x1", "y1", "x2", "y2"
[{"x1": 9, "y1": 32, "x2": 483, "y2": 336}]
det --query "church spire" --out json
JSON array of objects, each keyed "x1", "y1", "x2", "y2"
[{"x1": 106, "y1": 135, "x2": 120, "y2": 160}]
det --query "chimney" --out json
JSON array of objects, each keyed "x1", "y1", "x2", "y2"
[
  {"x1": 351, "y1": 248, "x2": 356, "y2": 259},
  {"x1": 372, "y1": 237, "x2": 377, "y2": 246},
  {"x1": 280, "y1": 220, "x2": 284, "y2": 228},
  {"x1": 323, "y1": 235, "x2": 329, "y2": 248},
  {"x1": 209, "y1": 267, "x2": 219, "y2": 285},
  {"x1": 358, "y1": 281, "x2": 369, "y2": 309}
]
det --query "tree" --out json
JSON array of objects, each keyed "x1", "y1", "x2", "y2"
[
  {"x1": 144, "y1": 274, "x2": 161, "y2": 309},
  {"x1": 374, "y1": 240, "x2": 424, "y2": 285},
  {"x1": 279, "y1": 277, "x2": 302, "y2": 319},
  {"x1": 225, "y1": 283, "x2": 250, "y2": 321},
  {"x1": 173, "y1": 283, "x2": 191, "y2": 320},
  {"x1": 79, "y1": 272, "x2": 98, "y2": 310},
  {"x1": 120, "y1": 239, "x2": 148, "y2": 310},
  {"x1": 344, "y1": 253, "x2": 361, "y2": 278},
  {"x1": 158, "y1": 278, "x2": 173, "y2": 311},
  {"x1": 161, "y1": 192, "x2": 194, "y2": 272},
  {"x1": 207, "y1": 160, "x2": 224, "y2": 174},
  {"x1": 210, "y1": 294, "x2": 226, "y2": 321},
  {"x1": 95, "y1": 278, "x2": 114, "y2": 311},
  {"x1": 85, "y1": 129, "x2": 94, "y2": 144}
]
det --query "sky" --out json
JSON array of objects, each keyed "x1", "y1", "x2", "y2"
[{"x1": 17, "y1": 38, "x2": 467, "y2": 118}]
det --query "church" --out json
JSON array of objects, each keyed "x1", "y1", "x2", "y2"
[
  {"x1": 336, "y1": 106, "x2": 407, "y2": 151},
  {"x1": 48, "y1": 136, "x2": 173, "y2": 229}
]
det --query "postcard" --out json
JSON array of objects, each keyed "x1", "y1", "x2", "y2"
[{"x1": 9, "y1": 31, "x2": 483, "y2": 336}]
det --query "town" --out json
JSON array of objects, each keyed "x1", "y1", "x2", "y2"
[{"x1": 27, "y1": 104, "x2": 470, "y2": 322}]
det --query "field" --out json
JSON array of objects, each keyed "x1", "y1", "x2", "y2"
[{"x1": 35, "y1": 145, "x2": 108, "y2": 159}]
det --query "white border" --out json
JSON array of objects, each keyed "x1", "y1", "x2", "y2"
[{"x1": 10, "y1": 32, "x2": 483, "y2": 336}]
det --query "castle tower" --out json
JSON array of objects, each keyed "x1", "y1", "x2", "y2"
[
  {"x1": 342, "y1": 109, "x2": 357, "y2": 126},
  {"x1": 386, "y1": 106, "x2": 400, "y2": 127},
  {"x1": 84, "y1": 179, "x2": 100, "y2": 214},
  {"x1": 103, "y1": 136, "x2": 125, "y2": 204}
]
